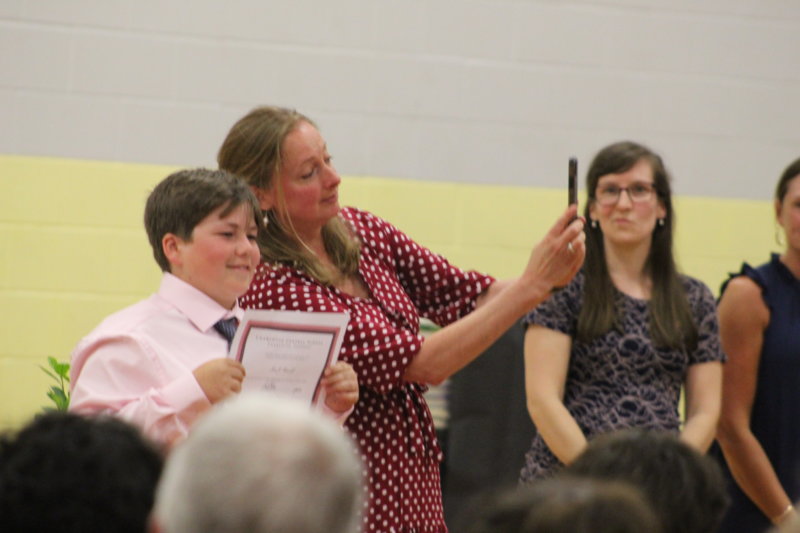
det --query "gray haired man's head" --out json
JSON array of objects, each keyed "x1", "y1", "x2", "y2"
[{"x1": 152, "y1": 392, "x2": 363, "y2": 533}]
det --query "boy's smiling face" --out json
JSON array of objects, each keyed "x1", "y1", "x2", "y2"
[{"x1": 164, "y1": 203, "x2": 260, "y2": 309}]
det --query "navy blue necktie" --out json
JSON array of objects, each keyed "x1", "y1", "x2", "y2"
[{"x1": 213, "y1": 317, "x2": 238, "y2": 349}]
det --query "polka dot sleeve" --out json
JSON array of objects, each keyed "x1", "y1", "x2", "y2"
[{"x1": 343, "y1": 208, "x2": 496, "y2": 327}]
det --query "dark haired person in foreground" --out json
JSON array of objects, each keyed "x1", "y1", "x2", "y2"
[
  {"x1": 460, "y1": 476, "x2": 660, "y2": 533},
  {"x1": 0, "y1": 412, "x2": 163, "y2": 533},
  {"x1": 565, "y1": 428, "x2": 729, "y2": 533}
]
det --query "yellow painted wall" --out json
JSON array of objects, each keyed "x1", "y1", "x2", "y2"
[{"x1": 0, "y1": 155, "x2": 777, "y2": 429}]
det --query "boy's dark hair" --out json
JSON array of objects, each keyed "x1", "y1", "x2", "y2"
[
  {"x1": 0, "y1": 411, "x2": 164, "y2": 533},
  {"x1": 564, "y1": 429, "x2": 730, "y2": 533},
  {"x1": 144, "y1": 168, "x2": 262, "y2": 272}
]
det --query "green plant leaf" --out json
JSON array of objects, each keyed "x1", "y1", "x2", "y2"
[
  {"x1": 47, "y1": 387, "x2": 69, "y2": 411},
  {"x1": 47, "y1": 357, "x2": 69, "y2": 379},
  {"x1": 38, "y1": 365, "x2": 59, "y2": 382},
  {"x1": 40, "y1": 357, "x2": 72, "y2": 412},
  {"x1": 56, "y1": 364, "x2": 70, "y2": 380}
]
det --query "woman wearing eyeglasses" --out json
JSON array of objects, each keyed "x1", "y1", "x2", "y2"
[{"x1": 519, "y1": 141, "x2": 725, "y2": 482}]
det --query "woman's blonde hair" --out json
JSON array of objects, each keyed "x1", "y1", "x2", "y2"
[{"x1": 217, "y1": 106, "x2": 360, "y2": 285}]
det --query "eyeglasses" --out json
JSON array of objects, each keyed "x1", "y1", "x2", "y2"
[{"x1": 595, "y1": 182, "x2": 656, "y2": 206}]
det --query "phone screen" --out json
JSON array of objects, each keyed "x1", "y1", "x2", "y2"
[{"x1": 568, "y1": 157, "x2": 578, "y2": 207}]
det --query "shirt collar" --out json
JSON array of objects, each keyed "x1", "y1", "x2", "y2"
[{"x1": 158, "y1": 273, "x2": 244, "y2": 333}]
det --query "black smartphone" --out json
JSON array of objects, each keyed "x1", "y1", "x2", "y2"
[{"x1": 568, "y1": 157, "x2": 578, "y2": 207}]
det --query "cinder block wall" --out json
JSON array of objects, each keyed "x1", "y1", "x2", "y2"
[
  {"x1": 1, "y1": 1, "x2": 798, "y2": 197},
  {"x1": 1, "y1": 1, "x2": 797, "y2": 427}
]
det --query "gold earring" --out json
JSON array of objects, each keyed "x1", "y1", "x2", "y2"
[{"x1": 775, "y1": 223, "x2": 785, "y2": 247}]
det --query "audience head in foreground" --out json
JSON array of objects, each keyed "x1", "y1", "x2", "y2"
[
  {"x1": 0, "y1": 411, "x2": 163, "y2": 533},
  {"x1": 462, "y1": 477, "x2": 661, "y2": 533},
  {"x1": 565, "y1": 428, "x2": 729, "y2": 533},
  {"x1": 151, "y1": 392, "x2": 363, "y2": 533}
]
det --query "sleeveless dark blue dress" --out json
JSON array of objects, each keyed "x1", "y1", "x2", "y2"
[{"x1": 713, "y1": 254, "x2": 800, "y2": 533}]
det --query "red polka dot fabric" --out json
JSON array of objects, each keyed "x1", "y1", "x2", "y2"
[{"x1": 240, "y1": 207, "x2": 495, "y2": 532}]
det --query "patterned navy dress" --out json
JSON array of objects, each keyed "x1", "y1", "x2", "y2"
[
  {"x1": 712, "y1": 254, "x2": 800, "y2": 533},
  {"x1": 519, "y1": 270, "x2": 724, "y2": 482}
]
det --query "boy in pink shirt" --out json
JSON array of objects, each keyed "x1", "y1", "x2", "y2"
[{"x1": 70, "y1": 168, "x2": 357, "y2": 446}]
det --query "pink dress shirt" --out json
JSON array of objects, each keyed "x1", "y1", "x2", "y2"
[{"x1": 70, "y1": 273, "x2": 242, "y2": 446}]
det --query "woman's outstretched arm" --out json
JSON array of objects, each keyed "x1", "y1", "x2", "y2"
[{"x1": 403, "y1": 205, "x2": 585, "y2": 385}]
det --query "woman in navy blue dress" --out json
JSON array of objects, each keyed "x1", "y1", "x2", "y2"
[{"x1": 715, "y1": 157, "x2": 800, "y2": 531}]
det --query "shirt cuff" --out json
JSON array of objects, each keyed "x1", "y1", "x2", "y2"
[
  {"x1": 161, "y1": 372, "x2": 211, "y2": 414},
  {"x1": 320, "y1": 403, "x2": 354, "y2": 426}
]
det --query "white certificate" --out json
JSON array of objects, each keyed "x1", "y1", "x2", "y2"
[{"x1": 228, "y1": 310, "x2": 349, "y2": 406}]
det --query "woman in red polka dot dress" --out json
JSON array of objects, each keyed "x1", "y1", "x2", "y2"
[{"x1": 218, "y1": 106, "x2": 586, "y2": 533}]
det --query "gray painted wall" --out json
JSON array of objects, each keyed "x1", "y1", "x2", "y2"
[{"x1": 1, "y1": 0, "x2": 798, "y2": 199}]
